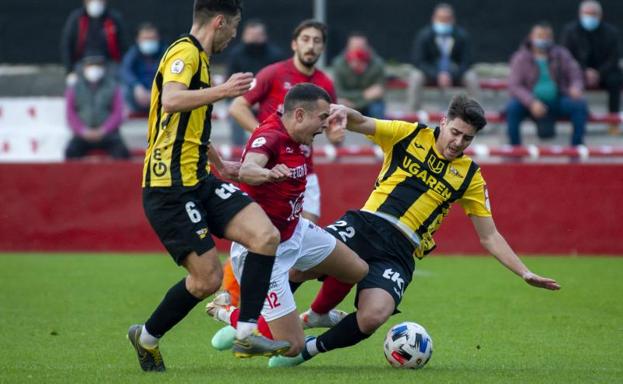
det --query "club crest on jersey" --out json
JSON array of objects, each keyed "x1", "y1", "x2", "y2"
[
  {"x1": 251, "y1": 137, "x2": 267, "y2": 148},
  {"x1": 171, "y1": 59, "x2": 185, "y2": 74},
  {"x1": 426, "y1": 153, "x2": 446, "y2": 174},
  {"x1": 284, "y1": 81, "x2": 292, "y2": 90}
]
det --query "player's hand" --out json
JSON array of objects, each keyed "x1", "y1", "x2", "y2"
[
  {"x1": 522, "y1": 271, "x2": 561, "y2": 290},
  {"x1": 327, "y1": 104, "x2": 347, "y2": 144},
  {"x1": 569, "y1": 86, "x2": 583, "y2": 100},
  {"x1": 267, "y1": 163, "x2": 291, "y2": 182},
  {"x1": 222, "y1": 72, "x2": 254, "y2": 98},
  {"x1": 219, "y1": 160, "x2": 241, "y2": 181},
  {"x1": 82, "y1": 129, "x2": 104, "y2": 142}
]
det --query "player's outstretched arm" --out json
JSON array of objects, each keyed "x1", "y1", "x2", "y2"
[
  {"x1": 471, "y1": 215, "x2": 561, "y2": 291},
  {"x1": 239, "y1": 152, "x2": 291, "y2": 185},
  {"x1": 162, "y1": 72, "x2": 253, "y2": 113},
  {"x1": 207, "y1": 145, "x2": 240, "y2": 181},
  {"x1": 328, "y1": 104, "x2": 376, "y2": 136},
  {"x1": 229, "y1": 96, "x2": 259, "y2": 133}
]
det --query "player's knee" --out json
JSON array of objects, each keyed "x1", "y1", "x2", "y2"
[
  {"x1": 186, "y1": 272, "x2": 222, "y2": 299},
  {"x1": 248, "y1": 226, "x2": 281, "y2": 254},
  {"x1": 357, "y1": 306, "x2": 391, "y2": 334},
  {"x1": 351, "y1": 259, "x2": 369, "y2": 283}
]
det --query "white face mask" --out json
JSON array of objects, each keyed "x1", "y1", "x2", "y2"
[
  {"x1": 86, "y1": 0, "x2": 105, "y2": 18},
  {"x1": 84, "y1": 66, "x2": 105, "y2": 83},
  {"x1": 138, "y1": 40, "x2": 160, "y2": 55}
]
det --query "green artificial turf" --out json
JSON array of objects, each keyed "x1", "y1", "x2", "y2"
[{"x1": 0, "y1": 253, "x2": 621, "y2": 383}]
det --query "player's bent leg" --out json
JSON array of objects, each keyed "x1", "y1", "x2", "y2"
[
  {"x1": 182, "y1": 248, "x2": 223, "y2": 299},
  {"x1": 308, "y1": 240, "x2": 368, "y2": 284},
  {"x1": 267, "y1": 311, "x2": 306, "y2": 357},
  {"x1": 301, "y1": 210, "x2": 319, "y2": 224},
  {"x1": 224, "y1": 202, "x2": 280, "y2": 255},
  {"x1": 354, "y1": 288, "x2": 395, "y2": 334}
]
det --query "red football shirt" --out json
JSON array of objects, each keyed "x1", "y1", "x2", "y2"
[
  {"x1": 241, "y1": 113, "x2": 308, "y2": 241},
  {"x1": 243, "y1": 58, "x2": 336, "y2": 174}
]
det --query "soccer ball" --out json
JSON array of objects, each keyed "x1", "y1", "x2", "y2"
[{"x1": 383, "y1": 321, "x2": 433, "y2": 369}]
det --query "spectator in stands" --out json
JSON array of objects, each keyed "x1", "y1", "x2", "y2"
[
  {"x1": 408, "y1": 3, "x2": 479, "y2": 111},
  {"x1": 120, "y1": 23, "x2": 165, "y2": 115},
  {"x1": 332, "y1": 32, "x2": 385, "y2": 119},
  {"x1": 226, "y1": 19, "x2": 285, "y2": 145},
  {"x1": 60, "y1": 0, "x2": 127, "y2": 81},
  {"x1": 507, "y1": 22, "x2": 588, "y2": 147},
  {"x1": 65, "y1": 56, "x2": 130, "y2": 159},
  {"x1": 561, "y1": 0, "x2": 622, "y2": 135}
]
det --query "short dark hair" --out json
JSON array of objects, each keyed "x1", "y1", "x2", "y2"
[
  {"x1": 243, "y1": 18, "x2": 266, "y2": 30},
  {"x1": 136, "y1": 22, "x2": 158, "y2": 36},
  {"x1": 292, "y1": 19, "x2": 327, "y2": 43},
  {"x1": 283, "y1": 83, "x2": 331, "y2": 115},
  {"x1": 446, "y1": 94, "x2": 487, "y2": 131},
  {"x1": 193, "y1": 0, "x2": 242, "y2": 24}
]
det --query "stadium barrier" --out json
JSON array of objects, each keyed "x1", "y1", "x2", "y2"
[{"x1": 1, "y1": 160, "x2": 621, "y2": 255}]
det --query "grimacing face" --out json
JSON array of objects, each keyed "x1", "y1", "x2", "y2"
[
  {"x1": 213, "y1": 13, "x2": 241, "y2": 53},
  {"x1": 436, "y1": 117, "x2": 476, "y2": 160},
  {"x1": 295, "y1": 99, "x2": 330, "y2": 145},
  {"x1": 292, "y1": 27, "x2": 325, "y2": 68}
]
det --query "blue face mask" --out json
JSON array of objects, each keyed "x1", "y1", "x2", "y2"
[
  {"x1": 433, "y1": 22, "x2": 453, "y2": 35},
  {"x1": 580, "y1": 15, "x2": 600, "y2": 31},
  {"x1": 138, "y1": 40, "x2": 160, "y2": 55},
  {"x1": 532, "y1": 39, "x2": 552, "y2": 50}
]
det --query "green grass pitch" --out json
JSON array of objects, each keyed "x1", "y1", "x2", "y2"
[{"x1": 0, "y1": 253, "x2": 621, "y2": 383}]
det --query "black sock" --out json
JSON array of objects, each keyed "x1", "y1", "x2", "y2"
[
  {"x1": 144, "y1": 278, "x2": 201, "y2": 338},
  {"x1": 314, "y1": 312, "x2": 371, "y2": 353},
  {"x1": 289, "y1": 280, "x2": 303, "y2": 293},
  {"x1": 238, "y1": 252, "x2": 275, "y2": 323}
]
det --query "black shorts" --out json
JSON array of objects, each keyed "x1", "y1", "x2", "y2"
[
  {"x1": 325, "y1": 210, "x2": 415, "y2": 309},
  {"x1": 143, "y1": 174, "x2": 253, "y2": 265}
]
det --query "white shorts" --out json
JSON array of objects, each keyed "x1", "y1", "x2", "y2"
[
  {"x1": 230, "y1": 217, "x2": 336, "y2": 322},
  {"x1": 303, "y1": 173, "x2": 321, "y2": 217}
]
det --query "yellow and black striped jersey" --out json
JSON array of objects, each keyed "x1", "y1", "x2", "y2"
[
  {"x1": 362, "y1": 119, "x2": 491, "y2": 258},
  {"x1": 142, "y1": 34, "x2": 213, "y2": 188}
]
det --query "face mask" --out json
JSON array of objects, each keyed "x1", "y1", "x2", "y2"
[
  {"x1": 84, "y1": 66, "x2": 105, "y2": 83},
  {"x1": 138, "y1": 40, "x2": 160, "y2": 55},
  {"x1": 433, "y1": 22, "x2": 453, "y2": 35},
  {"x1": 532, "y1": 39, "x2": 552, "y2": 50},
  {"x1": 580, "y1": 15, "x2": 600, "y2": 31},
  {"x1": 86, "y1": 0, "x2": 105, "y2": 18}
]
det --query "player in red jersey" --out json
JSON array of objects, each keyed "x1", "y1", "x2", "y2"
[
  {"x1": 230, "y1": 19, "x2": 342, "y2": 224},
  {"x1": 217, "y1": 19, "x2": 343, "y2": 326},
  {"x1": 206, "y1": 83, "x2": 368, "y2": 357}
]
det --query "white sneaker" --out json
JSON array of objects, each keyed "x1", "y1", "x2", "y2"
[
  {"x1": 300, "y1": 308, "x2": 348, "y2": 329},
  {"x1": 205, "y1": 291, "x2": 236, "y2": 324}
]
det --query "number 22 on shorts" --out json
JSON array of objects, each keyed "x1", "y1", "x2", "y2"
[{"x1": 327, "y1": 220, "x2": 356, "y2": 242}]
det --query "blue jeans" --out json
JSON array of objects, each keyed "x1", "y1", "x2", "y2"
[{"x1": 506, "y1": 96, "x2": 588, "y2": 146}]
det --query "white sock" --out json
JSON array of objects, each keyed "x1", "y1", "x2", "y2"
[
  {"x1": 139, "y1": 325, "x2": 159, "y2": 349},
  {"x1": 305, "y1": 337, "x2": 319, "y2": 357},
  {"x1": 236, "y1": 321, "x2": 256, "y2": 339}
]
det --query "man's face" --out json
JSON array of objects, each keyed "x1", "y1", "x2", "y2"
[
  {"x1": 294, "y1": 99, "x2": 330, "y2": 145},
  {"x1": 242, "y1": 25, "x2": 267, "y2": 44},
  {"x1": 432, "y1": 7, "x2": 454, "y2": 25},
  {"x1": 436, "y1": 117, "x2": 476, "y2": 160},
  {"x1": 137, "y1": 28, "x2": 159, "y2": 44},
  {"x1": 580, "y1": 3, "x2": 602, "y2": 20},
  {"x1": 213, "y1": 13, "x2": 241, "y2": 53},
  {"x1": 292, "y1": 27, "x2": 325, "y2": 68}
]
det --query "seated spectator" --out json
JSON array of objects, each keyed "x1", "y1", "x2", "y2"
[
  {"x1": 65, "y1": 56, "x2": 130, "y2": 159},
  {"x1": 332, "y1": 32, "x2": 385, "y2": 119},
  {"x1": 507, "y1": 22, "x2": 588, "y2": 146},
  {"x1": 561, "y1": 0, "x2": 622, "y2": 135},
  {"x1": 121, "y1": 22, "x2": 165, "y2": 114},
  {"x1": 408, "y1": 3, "x2": 479, "y2": 111},
  {"x1": 226, "y1": 19, "x2": 285, "y2": 145},
  {"x1": 60, "y1": 0, "x2": 127, "y2": 82}
]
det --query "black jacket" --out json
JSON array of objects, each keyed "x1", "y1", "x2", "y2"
[
  {"x1": 411, "y1": 25, "x2": 473, "y2": 82},
  {"x1": 560, "y1": 20, "x2": 622, "y2": 78}
]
